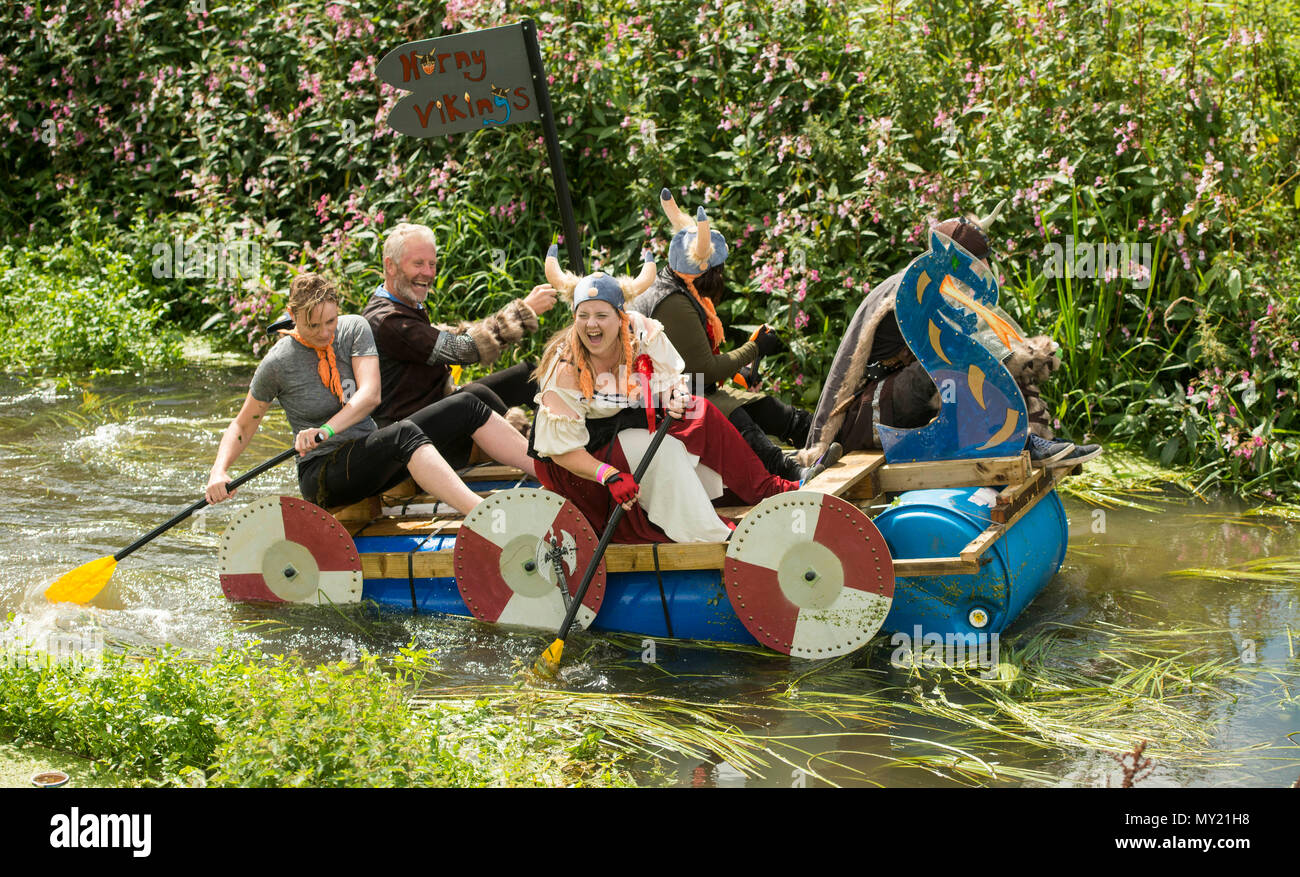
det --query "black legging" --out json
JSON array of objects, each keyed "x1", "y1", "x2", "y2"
[
  {"x1": 737, "y1": 395, "x2": 811, "y2": 446},
  {"x1": 460, "y1": 361, "x2": 538, "y2": 413},
  {"x1": 723, "y1": 395, "x2": 812, "y2": 481},
  {"x1": 298, "y1": 392, "x2": 493, "y2": 507}
]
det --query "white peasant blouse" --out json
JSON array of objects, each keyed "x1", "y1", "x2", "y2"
[{"x1": 532, "y1": 312, "x2": 687, "y2": 458}]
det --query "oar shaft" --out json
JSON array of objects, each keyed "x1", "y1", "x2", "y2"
[
  {"x1": 113, "y1": 446, "x2": 300, "y2": 562},
  {"x1": 554, "y1": 413, "x2": 675, "y2": 642}
]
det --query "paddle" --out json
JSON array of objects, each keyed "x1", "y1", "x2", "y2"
[
  {"x1": 45, "y1": 443, "x2": 306, "y2": 605},
  {"x1": 534, "y1": 409, "x2": 676, "y2": 678}
]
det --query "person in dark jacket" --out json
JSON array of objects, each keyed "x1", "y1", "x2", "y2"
[
  {"x1": 628, "y1": 190, "x2": 828, "y2": 483},
  {"x1": 361, "y1": 222, "x2": 559, "y2": 465},
  {"x1": 799, "y1": 204, "x2": 1099, "y2": 470}
]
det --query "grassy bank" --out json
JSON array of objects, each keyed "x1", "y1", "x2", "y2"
[
  {"x1": 2, "y1": 606, "x2": 1295, "y2": 787},
  {"x1": 0, "y1": 643, "x2": 645, "y2": 787}
]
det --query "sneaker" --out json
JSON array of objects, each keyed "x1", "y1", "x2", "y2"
[
  {"x1": 1047, "y1": 442, "x2": 1102, "y2": 469},
  {"x1": 799, "y1": 442, "x2": 844, "y2": 486},
  {"x1": 1026, "y1": 433, "x2": 1075, "y2": 467}
]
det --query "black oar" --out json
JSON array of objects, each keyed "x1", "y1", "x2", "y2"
[
  {"x1": 45, "y1": 444, "x2": 303, "y2": 605},
  {"x1": 534, "y1": 412, "x2": 675, "y2": 678}
]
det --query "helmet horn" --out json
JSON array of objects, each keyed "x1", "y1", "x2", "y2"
[
  {"x1": 976, "y1": 199, "x2": 1007, "y2": 231},
  {"x1": 660, "y1": 187, "x2": 692, "y2": 232},
  {"x1": 693, "y1": 206, "x2": 711, "y2": 266}
]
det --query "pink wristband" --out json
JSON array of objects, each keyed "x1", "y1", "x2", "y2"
[{"x1": 595, "y1": 464, "x2": 616, "y2": 485}]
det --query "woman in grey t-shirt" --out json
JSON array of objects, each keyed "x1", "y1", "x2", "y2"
[{"x1": 205, "y1": 274, "x2": 536, "y2": 512}]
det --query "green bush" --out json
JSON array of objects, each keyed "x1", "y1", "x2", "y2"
[
  {"x1": 207, "y1": 650, "x2": 479, "y2": 788},
  {"x1": 0, "y1": 235, "x2": 183, "y2": 374},
  {"x1": 2, "y1": 0, "x2": 1298, "y2": 494},
  {"x1": 0, "y1": 645, "x2": 483, "y2": 786}
]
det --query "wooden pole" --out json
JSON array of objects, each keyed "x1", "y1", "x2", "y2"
[{"x1": 521, "y1": 19, "x2": 584, "y2": 274}]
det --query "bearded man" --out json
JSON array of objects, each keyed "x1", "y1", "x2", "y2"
[{"x1": 362, "y1": 223, "x2": 558, "y2": 462}]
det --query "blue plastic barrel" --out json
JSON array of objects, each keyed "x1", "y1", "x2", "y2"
[{"x1": 873, "y1": 486, "x2": 1067, "y2": 635}]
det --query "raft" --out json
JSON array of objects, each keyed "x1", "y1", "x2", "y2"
[
  {"x1": 215, "y1": 229, "x2": 1080, "y2": 658},
  {"x1": 217, "y1": 450, "x2": 1076, "y2": 658}
]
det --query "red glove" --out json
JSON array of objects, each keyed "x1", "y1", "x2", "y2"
[{"x1": 605, "y1": 471, "x2": 640, "y2": 505}]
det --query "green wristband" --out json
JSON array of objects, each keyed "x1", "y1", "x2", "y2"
[{"x1": 320, "y1": 424, "x2": 335, "y2": 438}]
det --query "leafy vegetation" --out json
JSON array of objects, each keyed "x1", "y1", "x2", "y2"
[
  {"x1": 1, "y1": 0, "x2": 1297, "y2": 493},
  {"x1": 0, "y1": 235, "x2": 183, "y2": 374},
  {"x1": 3, "y1": 615, "x2": 1293, "y2": 787},
  {"x1": 0, "y1": 643, "x2": 640, "y2": 787}
]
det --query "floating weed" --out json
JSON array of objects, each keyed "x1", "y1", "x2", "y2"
[
  {"x1": 1243, "y1": 503, "x2": 1300, "y2": 523},
  {"x1": 1057, "y1": 446, "x2": 1205, "y2": 509},
  {"x1": 762, "y1": 620, "x2": 1284, "y2": 774},
  {"x1": 1167, "y1": 555, "x2": 1300, "y2": 586},
  {"x1": 414, "y1": 685, "x2": 781, "y2": 783}
]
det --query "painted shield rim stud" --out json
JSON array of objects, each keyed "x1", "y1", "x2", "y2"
[
  {"x1": 454, "y1": 488, "x2": 605, "y2": 631},
  {"x1": 218, "y1": 495, "x2": 363, "y2": 604},
  {"x1": 724, "y1": 491, "x2": 895, "y2": 658}
]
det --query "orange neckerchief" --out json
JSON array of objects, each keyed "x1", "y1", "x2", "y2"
[
  {"x1": 281, "y1": 329, "x2": 345, "y2": 404},
  {"x1": 675, "y1": 271, "x2": 726, "y2": 354}
]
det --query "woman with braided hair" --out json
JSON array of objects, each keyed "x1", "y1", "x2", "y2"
[
  {"x1": 530, "y1": 247, "x2": 829, "y2": 544},
  {"x1": 205, "y1": 273, "x2": 537, "y2": 514}
]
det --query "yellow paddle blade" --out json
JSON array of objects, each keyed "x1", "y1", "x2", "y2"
[
  {"x1": 533, "y1": 639, "x2": 565, "y2": 679},
  {"x1": 44, "y1": 556, "x2": 117, "y2": 605}
]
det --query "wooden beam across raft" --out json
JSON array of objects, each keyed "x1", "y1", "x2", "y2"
[
  {"x1": 358, "y1": 537, "x2": 984, "y2": 580},
  {"x1": 335, "y1": 451, "x2": 1032, "y2": 518}
]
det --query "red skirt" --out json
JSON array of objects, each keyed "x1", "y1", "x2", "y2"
[{"x1": 535, "y1": 396, "x2": 798, "y2": 543}]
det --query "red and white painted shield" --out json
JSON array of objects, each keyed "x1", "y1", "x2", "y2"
[
  {"x1": 218, "y1": 495, "x2": 363, "y2": 604},
  {"x1": 724, "y1": 492, "x2": 894, "y2": 658},
  {"x1": 454, "y1": 488, "x2": 604, "y2": 630}
]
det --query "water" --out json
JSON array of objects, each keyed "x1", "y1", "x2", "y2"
[{"x1": 1, "y1": 370, "x2": 1297, "y2": 787}]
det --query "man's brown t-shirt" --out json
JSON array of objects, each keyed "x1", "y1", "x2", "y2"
[{"x1": 361, "y1": 289, "x2": 451, "y2": 423}]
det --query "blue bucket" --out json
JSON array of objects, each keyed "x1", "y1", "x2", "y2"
[{"x1": 873, "y1": 486, "x2": 1068, "y2": 635}]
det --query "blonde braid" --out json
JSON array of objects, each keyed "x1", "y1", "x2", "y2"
[
  {"x1": 570, "y1": 323, "x2": 597, "y2": 400},
  {"x1": 619, "y1": 313, "x2": 637, "y2": 397}
]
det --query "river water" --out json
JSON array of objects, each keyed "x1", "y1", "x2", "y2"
[{"x1": 1, "y1": 368, "x2": 1297, "y2": 787}]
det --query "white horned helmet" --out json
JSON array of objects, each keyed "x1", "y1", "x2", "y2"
[
  {"x1": 932, "y1": 199, "x2": 1007, "y2": 261},
  {"x1": 661, "y1": 188, "x2": 729, "y2": 275},
  {"x1": 543, "y1": 243, "x2": 657, "y2": 312}
]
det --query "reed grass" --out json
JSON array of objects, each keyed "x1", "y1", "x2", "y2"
[
  {"x1": 1055, "y1": 446, "x2": 1204, "y2": 509},
  {"x1": 1167, "y1": 555, "x2": 1300, "y2": 586},
  {"x1": 394, "y1": 612, "x2": 1300, "y2": 786},
  {"x1": 1243, "y1": 503, "x2": 1300, "y2": 523}
]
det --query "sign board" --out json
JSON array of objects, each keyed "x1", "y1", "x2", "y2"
[{"x1": 377, "y1": 23, "x2": 541, "y2": 138}]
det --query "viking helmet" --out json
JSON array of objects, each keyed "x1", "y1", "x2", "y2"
[
  {"x1": 661, "y1": 188, "x2": 729, "y2": 274},
  {"x1": 932, "y1": 199, "x2": 1006, "y2": 260},
  {"x1": 544, "y1": 243, "x2": 656, "y2": 312}
]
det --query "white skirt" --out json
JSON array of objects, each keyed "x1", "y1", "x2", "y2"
[{"x1": 615, "y1": 429, "x2": 732, "y2": 543}]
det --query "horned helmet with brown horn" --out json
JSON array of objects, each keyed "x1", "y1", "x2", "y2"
[
  {"x1": 544, "y1": 243, "x2": 657, "y2": 312},
  {"x1": 661, "y1": 188, "x2": 729, "y2": 275},
  {"x1": 932, "y1": 199, "x2": 1006, "y2": 261}
]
